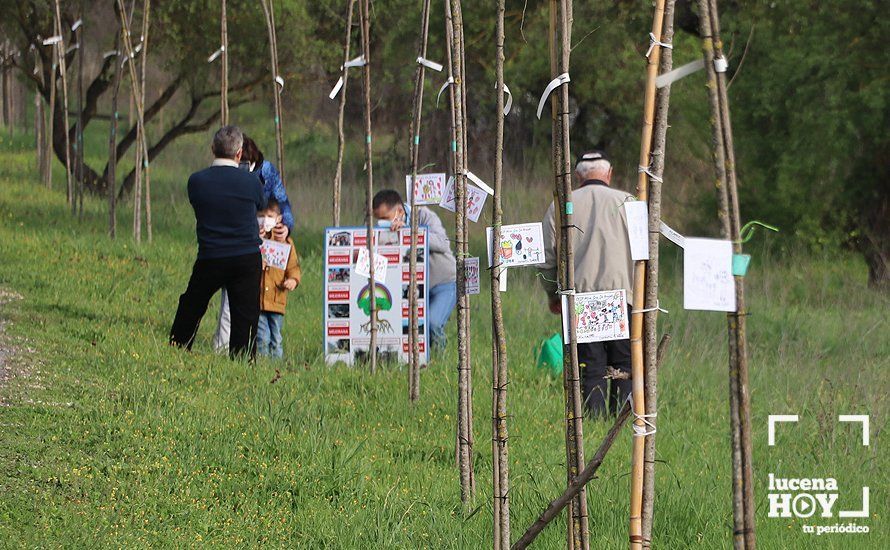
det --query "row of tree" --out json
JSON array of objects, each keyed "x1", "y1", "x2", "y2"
[{"x1": 0, "y1": 0, "x2": 885, "y2": 285}]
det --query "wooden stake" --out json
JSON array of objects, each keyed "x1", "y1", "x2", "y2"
[
  {"x1": 699, "y1": 0, "x2": 756, "y2": 546},
  {"x1": 447, "y1": 0, "x2": 475, "y2": 506},
  {"x1": 140, "y1": 0, "x2": 152, "y2": 242},
  {"x1": 357, "y1": 0, "x2": 377, "y2": 373},
  {"x1": 260, "y1": 0, "x2": 285, "y2": 183},
  {"x1": 640, "y1": 1, "x2": 676, "y2": 546},
  {"x1": 513, "y1": 335, "x2": 672, "y2": 550},
  {"x1": 492, "y1": 0, "x2": 510, "y2": 545},
  {"x1": 406, "y1": 0, "x2": 432, "y2": 402},
  {"x1": 332, "y1": 0, "x2": 356, "y2": 227},
  {"x1": 108, "y1": 35, "x2": 122, "y2": 239},
  {"x1": 220, "y1": 0, "x2": 229, "y2": 126},
  {"x1": 45, "y1": 58, "x2": 56, "y2": 190},
  {"x1": 53, "y1": 0, "x2": 74, "y2": 210},
  {"x1": 75, "y1": 4, "x2": 85, "y2": 218}
]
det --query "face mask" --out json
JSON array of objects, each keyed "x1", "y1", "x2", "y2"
[
  {"x1": 376, "y1": 219, "x2": 392, "y2": 229},
  {"x1": 249, "y1": 162, "x2": 256, "y2": 173}
]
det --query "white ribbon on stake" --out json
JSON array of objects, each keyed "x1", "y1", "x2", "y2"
[
  {"x1": 655, "y1": 58, "x2": 704, "y2": 89},
  {"x1": 275, "y1": 75, "x2": 285, "y2": 92},
  {"x1": 102, "y1": 49, "x2": 119, "y2": 59},
  {"x1": 436, "y1": 76, "x2": 454, "y2": 108},
  {"x1": 207, "y1": 46, "x2": 224, "y2": 63},
  {"x1": 536, "y1": 72, "x2": 570, "y2": 120},
  {"x1": 42, "y1": 36, "x2": 63, "y2": 46},
  {"x1": 66, "y1": 44, "x2": 80, "y2": 55},
  {"x1": 416, "y1": 56, "x2": 444, "y2": 72},
  {"x1": 714, "y1": 56, "x2": 729, "y2": 73},
  {"x1": 71, "y1": 19, "x2": 83, "y2": 32},
  {"x1": 328, "y1": 55, "x2": 367, "y2": 99},
  {"x1": 465, "y1": 170, "x2": 495, "y2": 196},
  {"x1": 494, "y1": 82, "x2": 513, "y2": 116}
]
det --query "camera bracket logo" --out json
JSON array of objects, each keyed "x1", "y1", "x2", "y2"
[{"x1": 767, "y1": 414, "x2": 871, "y2": 535}]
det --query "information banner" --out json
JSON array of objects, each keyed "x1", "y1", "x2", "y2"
[{"x1": 324, "y1": 226, "x2": 429, "y2": 366}]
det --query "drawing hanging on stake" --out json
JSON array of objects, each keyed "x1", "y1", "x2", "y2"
[
  {"x1": 683, "y1": 237, "x2": 736, "y2": 312},
  {"x1": 486, "y1": 222, "x2": 545, "y2": 267},
  {"x1": 406, "y1": 173, "x2": 446, "y2": 205},
  {"x1": 355, "y1": 247, "x2": 389, "y2": 282},
  {"x1": 563, "y1": 289, "x2": 630, "y2": 344},
  {"x1": 439, "y1": 176, "x2": 487, "y2": 222},
  {"x1": 464, "y1": 257, "x2": 480, "y2": 295},
  {"x1": 624, "y1": 201, "x2": 650, "y2": 261},
  {"x1": 260, "y1": 239, "x2": 291, "y2": 270}
]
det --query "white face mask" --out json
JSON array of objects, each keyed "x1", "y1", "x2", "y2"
[
  {"x1": 257, "y1": 216, "x2": 277, "y2": 233},
  {"x1": 249, "y1": 162, "x2": 256, "y2": 173}
]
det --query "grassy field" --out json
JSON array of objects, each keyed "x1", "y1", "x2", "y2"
[{"x1": 0, "y1": 130, "x2": 886, "y2": 548}]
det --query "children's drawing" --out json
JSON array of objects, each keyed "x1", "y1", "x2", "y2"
[
  {"x1": 406, "y1": 173, "x2": 447, "y2": 205},
  {"x1": 486, "y1": 222, "x2": 545, "y2": 267},
  {"x1": 439, "y1": 176, "x2": 487, "y2": 222},
  {"x1": 465, "y1": 257, "x2": 480, "y2": 295},
  {"x1": 683, "y1": 237, "x2": 736, "y2": 312},
  {"x1": 356, "y1": 282, "x2": 394, "y2": 334},
  {"x1": 260, "y1": 239, "x2": 290, "y2": 270},
  {"x1": 565, "y1": 289, "x2": 630, "y2": 343},
  {"x1": 624, "y1": 201, "x2": 649, "y2": 261},
  {"x1": 354, "y1": 247, "x2": 389, "y2": 282}
]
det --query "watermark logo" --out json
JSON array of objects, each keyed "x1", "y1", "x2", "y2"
[{"x1": 766, "y1": 414, "x2": 871, "y2": 536}]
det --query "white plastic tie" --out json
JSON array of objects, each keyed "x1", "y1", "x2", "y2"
[
  {"x1": 465, "y1": 170, "x2": 494, "y2": 196},
  {"x1": 71, "y1": 19, "x2": 83, "y2": 32},
  {"x1": 628, "y1": 395, "x2": 657, "y2": 437},
  {"x1": 207, "y1": 47, "x2": 224, "y2": 63},
  {"x1": 416, "y1": 56, "x2": 444, "y2": 72},
  {"x1": 494, "y1": 82, "x2": 513, "y2": 116},
  {"x1": 536, "y1": 72, "x2": 570, "y2": 119},
  {"x1": 635, "y1": 301, "x2": 668, "y2": 314},
  {"x1": 436, "y1": 76, "x2": 454, "y2": 107},
  {"x1": 638, "y1": 165, "x2": 664, "y2": 183},
  {"x1": 42, "y1": 36, "x2": 63, "y2": 46},
  {"x1": 342, "y1": 55, "x2": 366, "y2": 69},
  {"x1": 645, "y1": 32, "x2": 673, "y2": 59},
  {"x1": 714, "y1": 56, "x2": 729, "y2": 73},
  {"x1": 275, "y1": 75, "x2": 285, "y2": 91},
  {"x1": 102, "y1": 49, "x2": 119, "y2": 59}
]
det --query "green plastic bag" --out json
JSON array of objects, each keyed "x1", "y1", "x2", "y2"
[{"x1": 537, "y1": 333, "x2": 564, "y2": 377}]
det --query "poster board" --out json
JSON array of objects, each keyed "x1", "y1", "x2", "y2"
[{"x1": 324, "y1": 226, "x2": 429, "y2": 366}]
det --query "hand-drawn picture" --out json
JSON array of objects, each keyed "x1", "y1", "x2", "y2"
[
  {"x1": 354, "y1": 247, "x2": 389, "y2": 282},
  {"x1": 357, "y1": 282, "x2": 394, "y2": 334},
  {"x1": 566, "y1": 289, "x2": 630, "y2": 343},
  {"x1": 683, "y1": 238, "x2": 736, "y2": 312},
  {"x1": 486, "y1": 222, "x2": 545, "y2": 267},
  {"x1": 328, "y1": 231, "x2": 352, "y2": 247},
  {"x1": 260, "y1": 239, "x2": 290, "y2": 270},
  {"x1": 406, "y1": 173, "x2": 447, "y2": 205},
  {"x1": 465, "y1": 257, "x2": 480, "y2": 295},
  {"x1": 439, "y1": 177, "x2": 487, "y2": 222},
  {"x1": 328, "y1": 267, "x2": 350, "y2": 283}
]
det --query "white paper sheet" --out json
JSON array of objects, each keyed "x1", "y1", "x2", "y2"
[
  {"x1": 683, "y1": 238, "x2": 736, "y2": 312},
  {"x1": 624, "y1": 201, "x2": 650, "y2": 261},
  {"x1": 486, "y1": 222, "x2": 546, "y2": 268},
  {"x1": 354, "y1": 247, "x2": 389, "y2": 283}
]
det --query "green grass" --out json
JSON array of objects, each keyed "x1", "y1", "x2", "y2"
[{"x1": 0, "y1": 131, "x2": 887, "y2": 548}]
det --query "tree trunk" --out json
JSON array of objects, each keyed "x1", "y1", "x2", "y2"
[
  {"x1": 108, "y1": 37, "x2": 122, "y2": 239},
  {"x1": 260, "y1": 0, "x2": 285, "y2": 184},
  {"x1": 332, "y1": 0, "x2": 356, "y2": 227},
  {"x1": 220, "y1": 0, "x2": 229, "y2": 126}
]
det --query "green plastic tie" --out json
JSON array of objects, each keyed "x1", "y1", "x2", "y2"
[{"x1": 738, "y1": 220, "x2": 779, "y2": 243}]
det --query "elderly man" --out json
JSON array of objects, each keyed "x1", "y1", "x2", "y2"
[
  {"x1": 169, "y1": 126, "x2": 267, "y2": 359},
  {"x1": 372, "y1": 189, "x2": 457, "y2": 351},
  {"x1": 540, "y1": 150, "x2": 634, "y2": 416}
]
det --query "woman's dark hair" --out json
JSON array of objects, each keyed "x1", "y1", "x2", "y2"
[{"x1": 241, "y1": 135, "x2": 265, "y2": 169}]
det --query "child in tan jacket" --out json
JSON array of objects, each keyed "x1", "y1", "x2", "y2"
[{"x1": 257, "y1": 199, "x2": 301, "y2": 358}]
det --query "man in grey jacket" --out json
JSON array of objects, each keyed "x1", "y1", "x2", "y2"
[
  {"x1": 540, "y1": 150, "x2": 634, "y2": 416},
  {"x1": 372, "y1": 190, "x2": 457, "y2": 351}
]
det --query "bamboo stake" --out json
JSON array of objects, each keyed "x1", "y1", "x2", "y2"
[
  {"x1": 52, "y1": 0, "x2": 73, "y2": 209},
  {"x1": 332, "y1": 0, "x2": 356, "y2": 227},
  {"x1": 357, "y1": 0, "x2": 377, "y2": 372},
  {"x1": 513, "y1": 335, "x2": 672, "y2": 550},
  {"x1": 640, "y1": 1, "x2": 676, "y2": 546},
  {"x1": 549, "y1": 1, "x2": 587, "y2": 547},
  {"x1": 108, "y1": 36, "x2": 122, "y2": 239},
  {"x1": 75, "y1": 5, "x2": 85, "y2": 218},
  {"x1": 696, "y1": 2, "x2": 746, "y2": 547},
  {"x1": 447, "y1": 0, "x2": 474, "y2": 505},
  {"x1": 406, "y1": 0, "x2": 432, "y2": 402},
  {"x1": 629, "y1": 1, "x2": 668, "y2": 547},
  {"x1": 220, "y1": 0, "x2": 229, "y2": 126},
  {"x1": 260, "y1": 0, "x2": 285, "y2": 183},
  {"x1": 492, "y1": 0, "x2": 510, "y2": 545}
]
